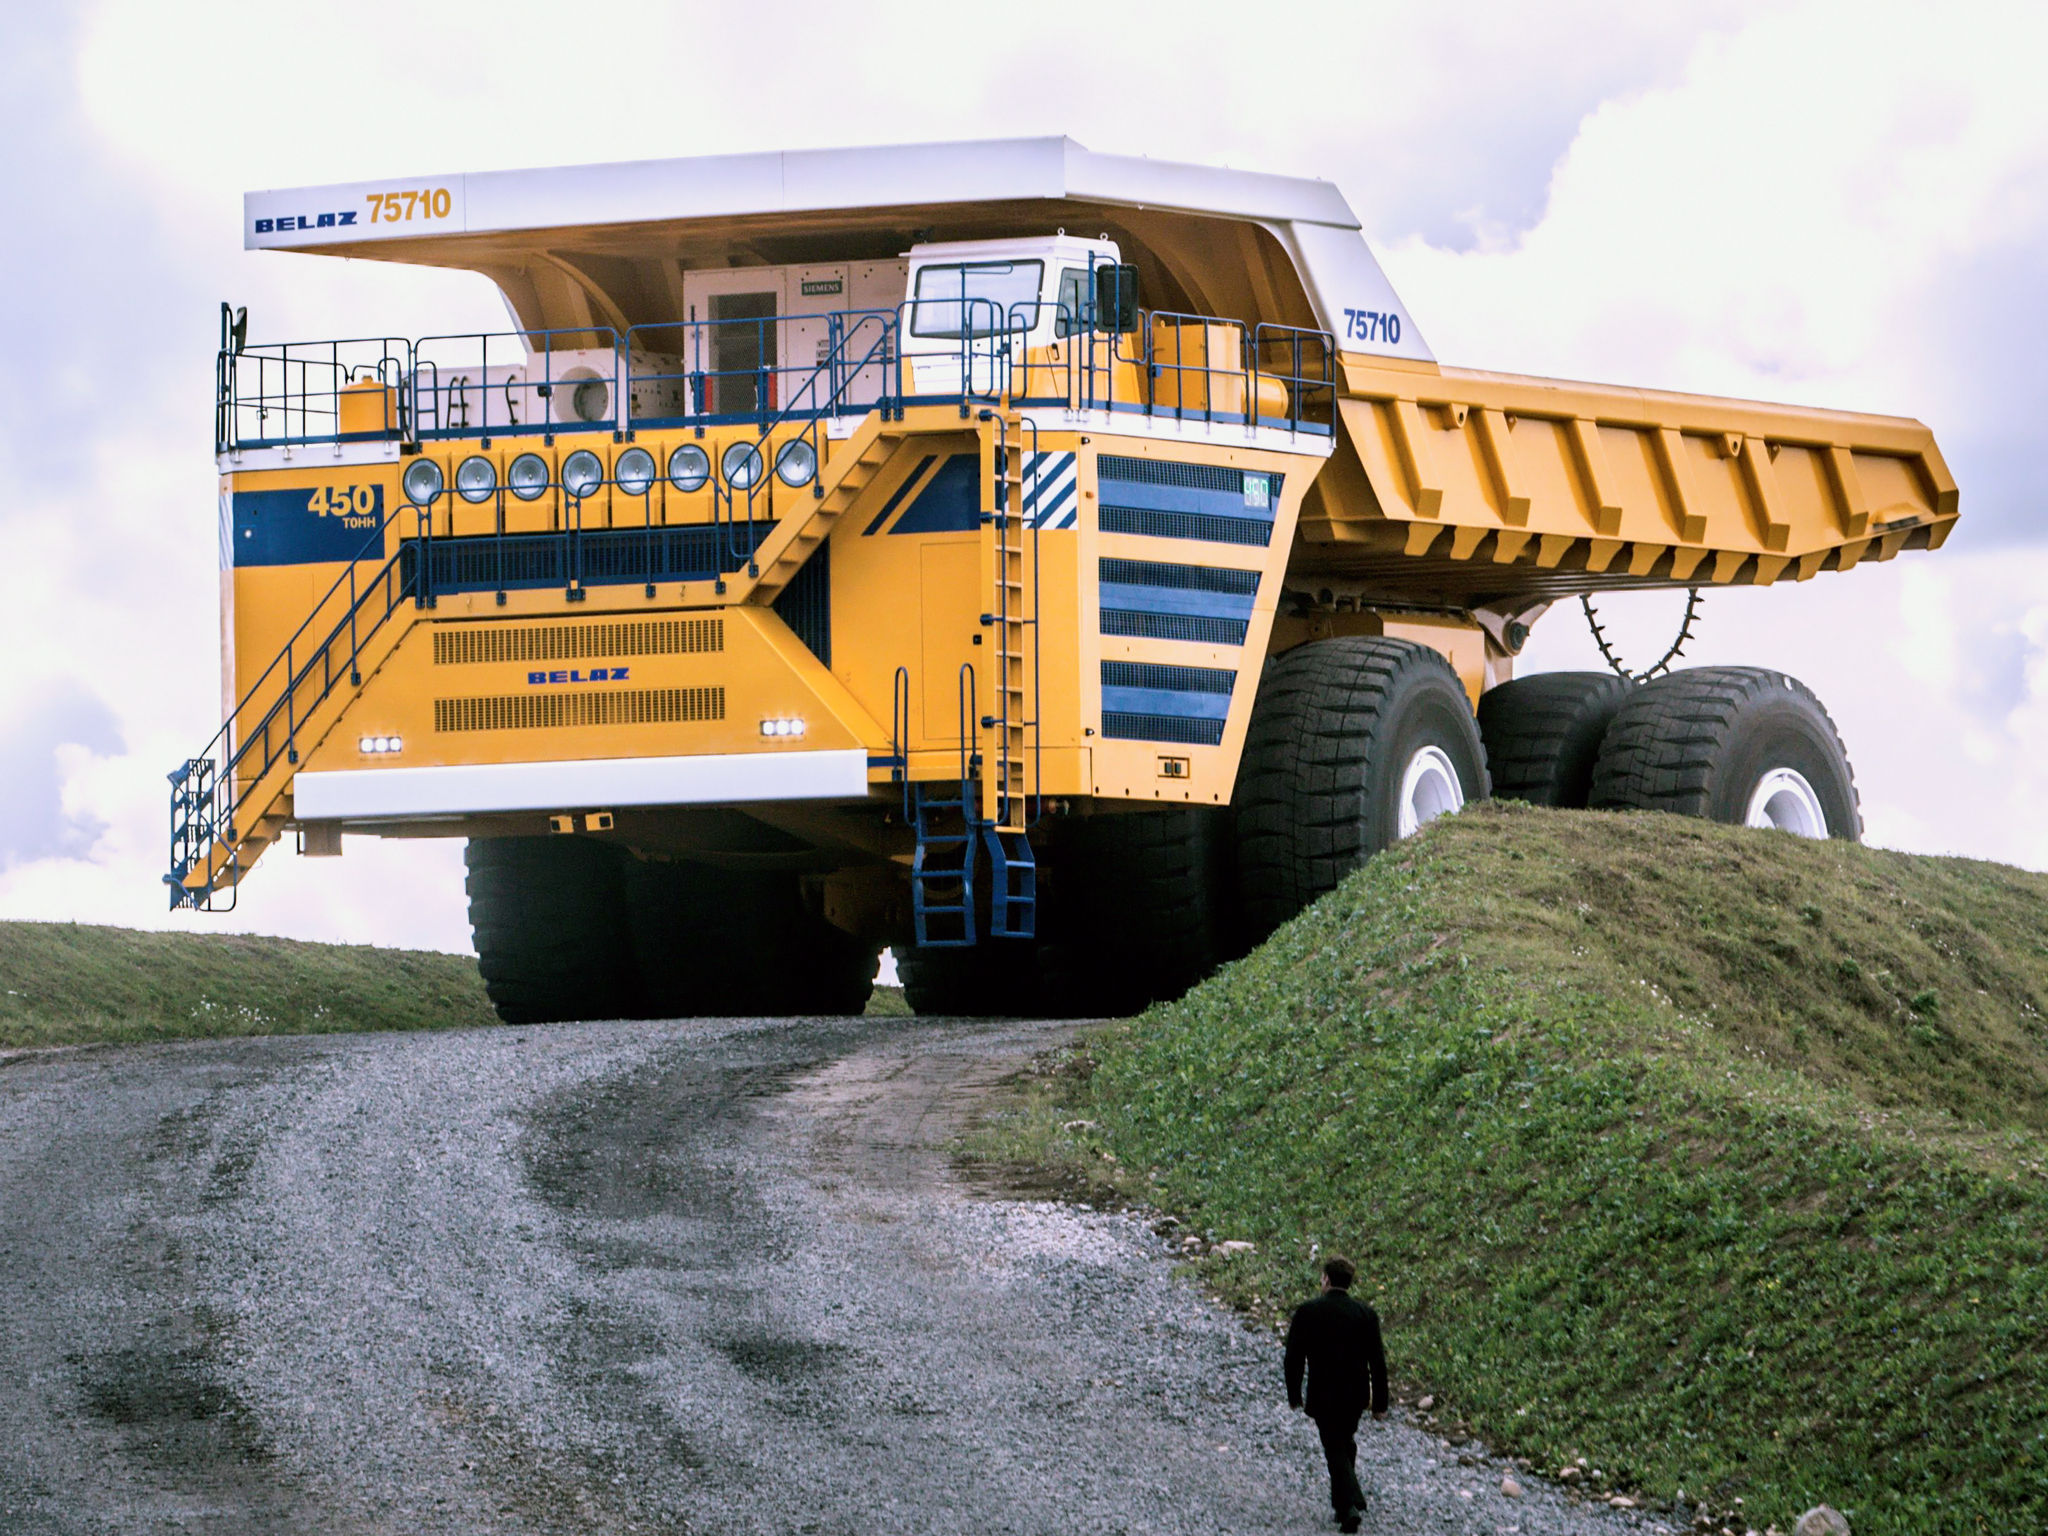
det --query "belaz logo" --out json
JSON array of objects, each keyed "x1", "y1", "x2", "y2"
[
  {"x1": 255, "y1": 212, "x2": 359, "y2": 233},
  {"x1": 528, "y1": 668, "x2": 630, "y2": 685}
]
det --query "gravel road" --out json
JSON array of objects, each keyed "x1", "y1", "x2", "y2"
[{"x1": 0, "y1": 1016, "x2": 1673, "y2": 1535}]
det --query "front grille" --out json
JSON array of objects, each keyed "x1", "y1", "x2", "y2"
[
  {"x1": 433, "y1": 618, "x2": 724, "y2": 666},
  {"x1": 433, "y1": 686, "x2": 725, "y2": 733}
]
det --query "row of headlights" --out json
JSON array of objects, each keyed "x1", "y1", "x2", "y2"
[{"x1": 401, "y1": 439, "x2": 817, "y2": 507}]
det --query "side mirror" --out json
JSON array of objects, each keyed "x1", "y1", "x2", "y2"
[{"x1": 1093, "y1": 264, "x2": 1138, "y2": 333}]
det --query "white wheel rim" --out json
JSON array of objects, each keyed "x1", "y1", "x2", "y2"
[
  {"x1": 1397, "y1": 745, "x2": 1465, "y2": 839},
  {"x1": 1745, "y1": 767, "x2": 1828, "y2": 838}
]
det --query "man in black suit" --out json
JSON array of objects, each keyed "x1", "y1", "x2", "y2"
[{"x1": 1284, "y1": 1256, "x2": 1389, "y2": 1532}]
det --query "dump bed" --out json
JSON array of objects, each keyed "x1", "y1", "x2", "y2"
[{"x1": 1299, "y1": 358, "x2": 1953, "y2": 609}]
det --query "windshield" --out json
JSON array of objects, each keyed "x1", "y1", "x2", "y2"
[{"x1": 910, "y1": 261, "x2": 1045, "y2": 339}]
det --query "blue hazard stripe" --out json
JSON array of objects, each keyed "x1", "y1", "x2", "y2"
[
  {"x1": 889, "y1": 455, "x2": 980, "y2": 534},
  {"x1": 1100, "y1": 686, "x2": 1234, "y2": 720},
  {"x1": 1097, "y1": 478, "x2": 1275, "y2": 523},
  {"x1": 1097, "y1": 581, "x2": 1258, "y2": 620},
  {"x1": 864, "y1": 455, "x2": 938, "y2": 535}
]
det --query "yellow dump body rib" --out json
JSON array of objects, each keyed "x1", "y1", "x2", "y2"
[{"x1": 1300, "y1": 357, "x2": 1956, "y2": 603}]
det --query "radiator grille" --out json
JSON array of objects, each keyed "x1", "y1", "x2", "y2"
[
  {"x1": 434, "y1": 687, "x2": 725, "y2": 733},
  {"x1": 1099, "y1": 611, "x2": 1250, "y2": 646},
  {"x1": 1102, "y1": 661, "x2": 1238, "y2": 694},
  {"x1": 433, "y1": 618, "x2": 724, "y2": 666},
  {"x1": 1101, "y1": 712, "x2": 1227, "y2": 746},
  {"x1": 1098, "y1": 455, "x2": 1244, "y2": 493},
  {"x1": 1099, "y1": 557, "x2": 1260, "y2": 594},
  {"x1": 1099, "y1": 506, "x2": 1274, "y2": 547}
]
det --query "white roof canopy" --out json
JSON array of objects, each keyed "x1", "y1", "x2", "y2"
[{"x1": 244, "y1": 137, "x2": 1431, "y2": 361}]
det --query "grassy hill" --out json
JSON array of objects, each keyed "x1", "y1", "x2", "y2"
[
  {"x1": 987, "y1": 804, "x2": 2048, "y2": 1535},
  {"x1": 0, "y1": 922, "x2": 499, "y2": 1048}
]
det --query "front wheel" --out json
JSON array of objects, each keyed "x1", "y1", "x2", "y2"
[
  {"x1": 1232, "y1": 637, "x2": 1489, "y2": 947},
  {"x1": 1589, "y1": 667, "x2": 1860, "y2": 839}
]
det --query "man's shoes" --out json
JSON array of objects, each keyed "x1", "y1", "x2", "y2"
[{"x1": 1338, "y1": 1514, "x2": 1361, "y2": 1534}]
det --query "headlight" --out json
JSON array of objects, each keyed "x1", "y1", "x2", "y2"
[
  {"x1": 668, "y1": 443, "x2": 710, "y2": 492},
  {"x1": 507, "y1": 452, "x2": 550, "y2": 500},
  {"x1": 455, "y1": 455, "x2": 496, "y2": 503},
  {"x1": 561, "y1": 449, "x2": 604, "y2": 499},
  {"x1": 615, "y1": 446, "x2": 656, "y2": 496},
  {"x1": 722, "y1": 441, "x2": 764, "y2": 490},
  {"x1": 401, "y1": 457, "x2": 444, "y2": 506},
  {"x1": 775, "y1": 438, "x2": 817, "y2": 487}
]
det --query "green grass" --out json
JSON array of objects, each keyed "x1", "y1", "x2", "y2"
[
  {"x1": 0, "y1": 921, "x2": 499, "y2": 1048},
  {"x1": 866, "y1": 983, "x2": 913, "y2": 1018},
  {"x1": 978, "y1": 804, "x2": 2048, "y2": 1535}
]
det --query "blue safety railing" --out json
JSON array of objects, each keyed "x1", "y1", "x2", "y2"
[{"x1": 216, "y1": 293, "x2": 1333, "y2": 454}]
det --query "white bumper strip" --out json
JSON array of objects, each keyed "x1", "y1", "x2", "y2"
[{"x1": 294, "y1": 749, "x2": 869, "y2": 821}]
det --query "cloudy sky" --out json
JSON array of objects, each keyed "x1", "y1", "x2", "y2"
[{"x1": 1, "y1": 0, "x2": 2042, "y2": 954}]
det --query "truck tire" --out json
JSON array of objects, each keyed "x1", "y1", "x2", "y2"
[
  {"x1": 1036, "y1": 808, "x2": 1228, "y2": 1016},
  {"x1": 1476, "y1": 671, "x2": 1633, "y2": 808},
  {"x1": 625, "y1": 859, "x2": 880, "y2": 1018},
  {"x1": 896, "y1": 937, "x2": 1041, "y2": 1018},
  {"x1": 1233, "y1": 637, "x2": 1489, "y2": 945},
  {"x1": 465, "y1": 837, "x2": 646, "y2": 1024},
  {"x1": 1589, "y1": 667, "x2": 1861, "y2": 839}
]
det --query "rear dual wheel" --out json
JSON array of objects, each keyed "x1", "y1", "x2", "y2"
[{"x1": 1589, "y1": 666, "x2": 1860, "y2": 839}]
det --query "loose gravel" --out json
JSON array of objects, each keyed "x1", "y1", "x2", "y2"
[{"x1": 0, "y1": 1016, "x2": 1674, "y2": 1535}]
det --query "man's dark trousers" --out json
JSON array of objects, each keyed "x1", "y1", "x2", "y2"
[{"x1": 1314, "y1": 1408, "x2": 1366, "y2": 1517}]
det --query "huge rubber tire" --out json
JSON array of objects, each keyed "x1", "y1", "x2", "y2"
[
  {"x1": 1477, "y1": 671, "x2": 1634, "y2": 808},
  {"x1": 1233, "y1": 637, "x2": 1490, "y2": 946},
  {"x1": 466, "y1": 837, "x2": 645, "y2": 1024},
  {"x1": 625, "y1": 859, "x2": 879, "y2": 1018},
  {"x1": 895, "y1": 938, "x2": 1042, "y2": 1018},
  {"x1": 1036, "y1": 808, "x2": 1229, "y2": 1017},
  {"x1": 1589, "y1": 666, "x2": 1861, "y2": 839}
]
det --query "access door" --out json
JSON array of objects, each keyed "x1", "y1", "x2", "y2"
[{"x1": 681, "y1": 268, "x2": 787, "y2": 417}]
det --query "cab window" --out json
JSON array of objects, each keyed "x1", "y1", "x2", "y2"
[
  {"x1": 1055, "y1": 268, "x2": 1089, "y2": 337},
  {"x1": 910, "y1": 261, "x2": 1045, "y2": 339}
]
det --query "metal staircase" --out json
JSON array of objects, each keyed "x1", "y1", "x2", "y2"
[
  {"x1": 168, "y1": 528, "x2": 422, "y2": 908},
  {"x1": 723, "y1": 411, "x2": 907, "y2": 606}
]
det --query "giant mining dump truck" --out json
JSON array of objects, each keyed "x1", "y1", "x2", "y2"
[{"x1": 173, "y1": 138, "x2": 1957, "y2": 1019}]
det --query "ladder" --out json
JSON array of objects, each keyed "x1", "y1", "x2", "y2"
[{"x1": 977, "y1": 409, "x2": 1038, "y2": 940}]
